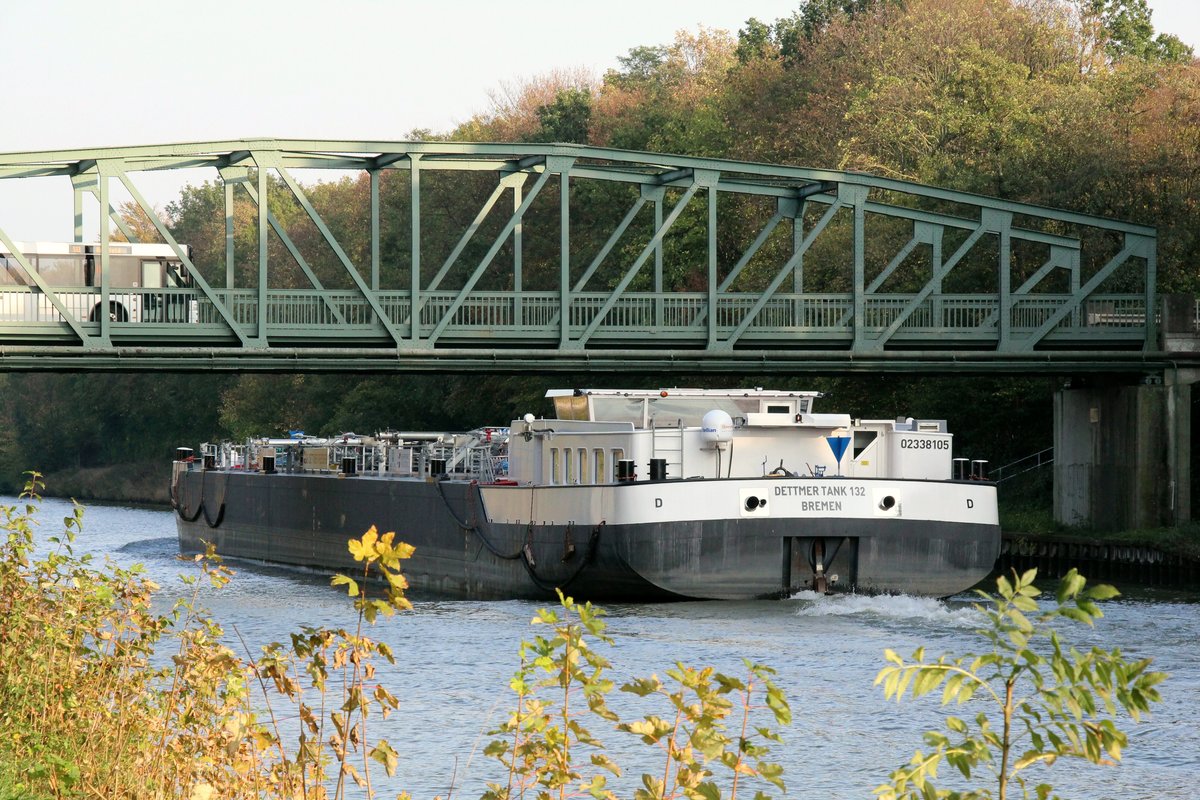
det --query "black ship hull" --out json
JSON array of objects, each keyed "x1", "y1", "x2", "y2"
[{"x1": 173, "y1": 469, "x2": 1000, "y2": 601}]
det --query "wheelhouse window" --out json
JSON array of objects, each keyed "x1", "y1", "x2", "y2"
[
  {"x1": 853, "y1": 430, "x2": 878, "y2": 458},
  {"x1": 761, "y1": 398, "x2": 796, "y2": 415}
]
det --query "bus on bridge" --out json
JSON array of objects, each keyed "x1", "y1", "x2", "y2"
[{"x1": 0, "y1": 242, "x2": 197, "y2": 326}]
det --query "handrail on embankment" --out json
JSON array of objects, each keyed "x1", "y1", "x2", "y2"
[{"x1": 991, "y1": 448, "x2": 1054, "y2": 484}]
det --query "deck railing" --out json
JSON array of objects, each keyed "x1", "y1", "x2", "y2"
[{"x1": 0, "y1": 285, "x2": 1159, "y2": 347}]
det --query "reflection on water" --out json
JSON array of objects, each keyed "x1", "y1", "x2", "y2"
[{"x1": 7, "y1": 494, "x2": 1199, "y2": 800}]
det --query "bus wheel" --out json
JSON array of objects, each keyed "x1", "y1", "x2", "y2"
[{"x1": 89, "y1": 302, "x2": 129, "y2": 322}]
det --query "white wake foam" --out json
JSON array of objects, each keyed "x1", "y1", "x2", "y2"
[{"x1": 788, "y1": 590, "x2": 982, "y2": 627}]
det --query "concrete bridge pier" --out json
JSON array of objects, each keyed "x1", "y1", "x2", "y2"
[
  {"x1": 1055, "y1": 297, "x2": 1200, "y2": 531},
  {"x1": 1053, "y1": 374, "x2": 1194, "y2": 531}
]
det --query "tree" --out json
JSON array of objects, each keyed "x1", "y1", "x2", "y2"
[
  {"x1": 217, "y1": 374, "x2": 347, "y2": 440},
  {"x1": 734, "y1": 18, "x2": 774, "y2": 63},
  {"x1": 596, "y1": 28, "x2": 736, "y2": 155},
  {"x1": 532, "y1": 88, "x2": 593, "y2": 144},
  {"x1": 112, "y1": 199, "x2": 163, "y2": 243},
  {"x1": 0, "y1": 372, "x2": 231, "y2": 491},
  {"x1": 875, "y1": 568, "x2": 1166, "y2": 800},
  {"x1": 606, "y1": 45, "x2": 671, "y2": 89},
  {"x1": 1076, "y1": 0, "x2": 1193, "y2": 66},
  {"x1": 458, "y1": 68, "x2": 596, "y2": 142},
  {"x1": 736, "y1": 1, "x2": 899, "y2": 65}
]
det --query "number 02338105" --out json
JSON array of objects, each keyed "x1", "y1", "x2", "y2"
[{"x1": 899, "y1": 438, "x2": 949, "y2": 450}]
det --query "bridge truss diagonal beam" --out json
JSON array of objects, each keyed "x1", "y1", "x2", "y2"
[
  {"x1": 426, "y1": 159, "x2": 567, "y2": 345},
  {"x1": 0, "y1": 224, "x2": 92, "y2": 345},
  {"x1": 109, "y1": 162, "x2": 250, "y2": 346},
  {"x1": 690, "y1": 196, "x2": 798, "y2": 330},
  {"x1": 254, "y1": 150, "x2": 400, "y2": 345},
  {"x1": 715, "y1": 196, "x2": 844, "y2": 351},
  {"x1": 1015, "y1": 234, "x2": 1153, "y2": 353},
  {"x1": 572, "y1": 192, "x2": 649, "y2": 294},
  {"x1": 221, "y1": 164, "x2": 347, "y2": 326},
  {"x1": 571, "y1": 171, "x2": 715, "y2": 349},
  {"x1": 865, "y1": 214, "x2": 999, "y2": 351}
]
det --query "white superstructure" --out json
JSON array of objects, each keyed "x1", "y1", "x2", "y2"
[{"x1": 507, "y1": 388, "x2": 954, "y2": 485}]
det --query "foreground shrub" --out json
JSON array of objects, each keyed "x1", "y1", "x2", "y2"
[
  {"x1": 0, "y1": 480, "x2": 1163, "y2": 800},
  {"x1": 0, "y1": 476, "x2": 258, "y2": 798},
  {"x1": 875, "y1": 568, "x2": 1167, "y2": 800},
  {"x1": 0, "y1": 479, "x2": 416, "y2": 799},
  {"x1": 0, "y1": 482, "x2": 789, "y2": 800},
  {"x1": 481, "y1": 593, "x2": 790, "y2": 800}
]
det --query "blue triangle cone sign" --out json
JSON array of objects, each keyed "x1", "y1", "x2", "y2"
[{"x1": 826, "y1": 435, "x2": 850, "y2": 463}]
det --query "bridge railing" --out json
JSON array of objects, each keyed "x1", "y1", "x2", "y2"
[
  {"x1": 0, "y1": 286, "x2": 197, "y2": 325},
  {"x1": 0, "y1": 285, "x2": 1151, "y2": 348}
]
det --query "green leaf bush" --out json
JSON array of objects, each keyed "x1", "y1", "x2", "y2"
[
  {"x1": 0, "y1": 482, "x2": 1162, "y2": 800},
  {"x1": 874, "y1": 568, "x2": 1166, "y2": 800}
]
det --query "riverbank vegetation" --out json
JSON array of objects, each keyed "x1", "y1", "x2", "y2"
[
  {"x1": 0, "y1": 0, "x2": 1196, "y2": 513},
  {"x1": 0, "y1": 481, "x2": 792, "y2": 799},
  {"x1": 0, "y1": 482, "x2": 1165, "y2": 798}
]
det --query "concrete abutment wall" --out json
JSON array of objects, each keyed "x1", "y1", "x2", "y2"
[
  {"x1": 1055, "y1": 296, "x2": 1200, "y2": 531},
  {"x1": 1054, "y1": 376, "x2": 1193, "y2": 530}
]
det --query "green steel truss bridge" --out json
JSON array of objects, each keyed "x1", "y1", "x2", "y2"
[{"x1": 0, "y1": 139, "x2": 1163, "y2": 373}]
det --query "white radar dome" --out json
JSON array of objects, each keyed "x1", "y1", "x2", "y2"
[{"x1": 701, "y1": 409, "x2": 734, "y2": 447}]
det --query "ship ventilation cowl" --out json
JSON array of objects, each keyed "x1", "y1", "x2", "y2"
[{"x1": 701, "y1": 409, "x2": 734, "y2": 448}]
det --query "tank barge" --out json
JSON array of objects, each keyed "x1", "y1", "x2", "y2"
[{"x1": 172, "y1": 388, "x2": 999, "y2": 600}]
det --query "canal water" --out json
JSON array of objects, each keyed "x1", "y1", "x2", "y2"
[{"x1": 12, "y1": 495, "x2": 1199, "y2": 800}]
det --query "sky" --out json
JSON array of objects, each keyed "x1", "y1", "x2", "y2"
[{"x1": 0, "y1": 0, "x2": 1196, "y2": 242}]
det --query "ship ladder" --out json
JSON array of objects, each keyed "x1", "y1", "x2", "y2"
[{"x1": 651, "y1": 421, "x2": 685, "y2": 480}]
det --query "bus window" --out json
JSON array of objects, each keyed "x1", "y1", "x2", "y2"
[
  {"x1": 109, "y1": 256, "x2": 139, "y2": 287},
  {"x1": 0, "y1": 256, "x2": 28, "y2": 286},
  {"x1": 165, "y1": 263, "x2": 187, "y2": 287},
  {"x1": 0, "y1": 243, "x2": 197, "y2": 324},
  {"x1": 141, "y1": 261, "x2": 163, "y2": 289},
  {"x1": 36, "y1": 256, "x2": 84, "y2": 286}
]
